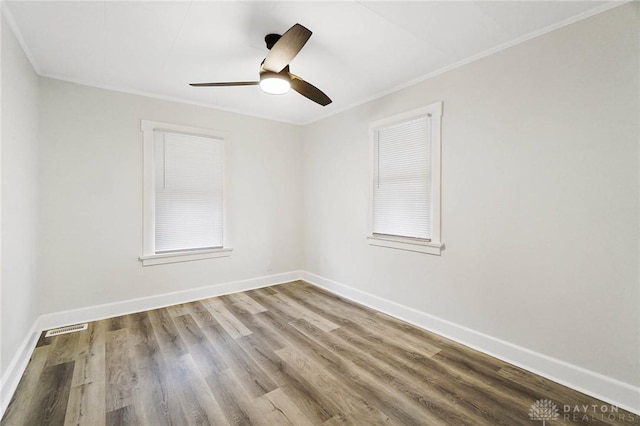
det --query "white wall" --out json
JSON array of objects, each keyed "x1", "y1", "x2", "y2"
[
  {"x1": 302, "y1": 3, "x2": 639, "y2": 387},
  {"x1": 1, "y1": 15, "x2": 40, "y2": 376},
  {"x1": 37, "y1": 78, "x2": 303, "y2": 314}
]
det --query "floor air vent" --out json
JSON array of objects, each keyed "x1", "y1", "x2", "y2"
[{"x1": 45, "y1": 323, "x2": 88, "y2": 337}]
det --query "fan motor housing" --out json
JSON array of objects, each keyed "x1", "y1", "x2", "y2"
[{"x1": 265, "y1": 33, "x2": 282, "y2": 50}]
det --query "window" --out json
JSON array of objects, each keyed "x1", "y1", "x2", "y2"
[
  {"x1": 140, "y1": 121, "x2": 232, "y2": 266},
  {"x1": 368, "y1": 102, "x2": 443, "y2": 255}
]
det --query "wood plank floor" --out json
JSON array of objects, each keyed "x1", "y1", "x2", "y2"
[{"x1": 2, "y1": 281, "x2": 638, "y2": 425}]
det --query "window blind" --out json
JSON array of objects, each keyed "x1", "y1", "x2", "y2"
[
  {"x1": 154, "y1": 131, "x2": 224, "y2": 253},
  {"x1": 373, "y1": 116, "x2": 432, "y2": 240}
]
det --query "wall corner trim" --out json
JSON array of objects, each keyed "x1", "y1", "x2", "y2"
[{"x1": 300, "y1": 271, "x2": 640, "y2": 416}]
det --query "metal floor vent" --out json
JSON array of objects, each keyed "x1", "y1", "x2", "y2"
[{"x1": 45, "y1": 323, "x2": 88, "y2": 337}]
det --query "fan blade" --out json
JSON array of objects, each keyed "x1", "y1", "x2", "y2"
[
  {"x1": 263, "y1": 24, "x2": 312, "y2": 73},
  {"x1": 190, "y1": 81, "x2": 259, "y2": 87},
  {"x1": 290, "y1": 74, "x2": 332, "y2": 106}
]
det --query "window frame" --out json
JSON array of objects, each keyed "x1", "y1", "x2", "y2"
[
  {"x1": 367, "y1": 102, "x2": 443, "y2": 255},
  {"x1": 139, "y1": 120, "x2": 232, "y2": 266}
]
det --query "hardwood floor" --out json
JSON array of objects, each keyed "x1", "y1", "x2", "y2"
[{"x1": 2, "y1": 281, "x2": 638, "y2": 425}]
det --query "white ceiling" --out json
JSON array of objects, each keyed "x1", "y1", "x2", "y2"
[{"x1": 4, "y1": 1, "x2": 621, "y2": 124}]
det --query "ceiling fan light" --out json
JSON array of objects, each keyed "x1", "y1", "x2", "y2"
[{"x1": 259, "y1": 72, "x2": 291, "y2": 95}]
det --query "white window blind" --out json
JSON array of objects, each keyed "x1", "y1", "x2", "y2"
[
  {"x1": 373, "y1": 116, "x2": 432, "y2": 240},
  {"x1": 153, "y1": 131, "x2": 224, "y2": 253}
]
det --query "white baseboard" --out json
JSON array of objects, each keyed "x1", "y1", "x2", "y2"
[
  {"x1": 300, "y1": 271, "x2": 640, "y2": 416},
  {"x1": 3, "y1": 270, "x2": 638, "y2": 419},
  {"x1": 0, "y1": 320, "x2": 41, "y2": 419},
  {"x1": 0, "y1": 270, "x2": 302, "y2": 419},
  {"x1": 38, "y1": 271, "x2": 301, "y2": 330}
]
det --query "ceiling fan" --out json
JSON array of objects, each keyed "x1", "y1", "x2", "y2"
[{"x1": 190, "y1": 23, "x2": 332, "y2": 106}]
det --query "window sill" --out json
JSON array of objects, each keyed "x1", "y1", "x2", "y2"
[
  {"x1": 367, "y1": 235, "x2": 443, "y2": 255},
  {"x1": 139, "y1": 248, "x2": 232, "y2": 266}
]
